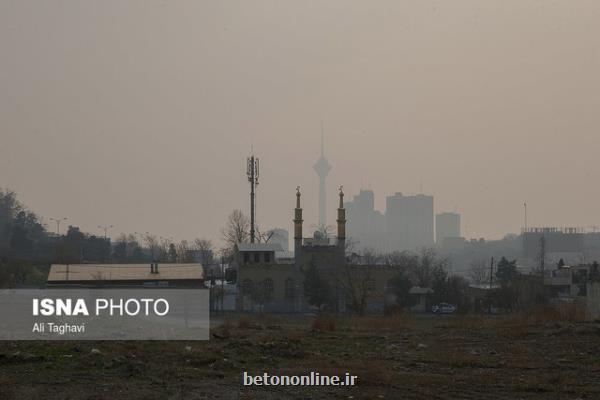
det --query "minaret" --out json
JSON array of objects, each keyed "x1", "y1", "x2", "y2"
[
  {"x1": 337, "y1": 186, "x2": 346, "y2": 255},
  {"x1": 294, "y1": 186, "x2": 303, "y2": 268},
  {"x1": 313, "y1": 126, "x2": 331, "y2": 228}
]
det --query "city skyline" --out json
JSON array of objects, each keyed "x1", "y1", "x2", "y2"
[{"x1": 2, "y1": 1, "x2": 599, "y2": 244}]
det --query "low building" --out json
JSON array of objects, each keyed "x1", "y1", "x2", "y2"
[
  {"x1": 587, "y1": 281, "x2": 600, "y2": 320},
  {"x1": 467, "y1": 283, "x2": 501, "y2": 313},
  {"x1": 543, "y1": 265, "x2": 589, "y2": 298},
  {"x1": 47, "y1": 263, "x2": 204, "y2": 288},
  {"x1": 233, "y1": 242, "x2": 301, "y2": 313},
  {"x1": 408, "y1": 286, "x2": 434, "y2": 312}
]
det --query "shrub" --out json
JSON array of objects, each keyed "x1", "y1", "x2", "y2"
[{"x1": 311, "y1": 314, "x2": 337, "y2": 332}]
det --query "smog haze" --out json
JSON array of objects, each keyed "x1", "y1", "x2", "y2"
[{"x1": 1, "y1": 0, "x2": 599, "y2": 243}]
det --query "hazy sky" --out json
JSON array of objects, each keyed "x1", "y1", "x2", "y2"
[{"x1": 1, "y1": 1, "x2": 599, "y2": 246}]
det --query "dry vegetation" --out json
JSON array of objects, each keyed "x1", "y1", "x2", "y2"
[{"x1": 1, "y1": 307, "x2": 600, "y2": 399}]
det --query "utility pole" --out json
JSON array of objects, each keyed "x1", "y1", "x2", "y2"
[
  {"x1": 221, "y1": 256, "x2": 225, "y2": 313},
  {"x1": 523, "y1": 202, "x2": 528, "y2": 260},
  {"x1": 49, "y1": 217, "x2": 68, "y2": 235},
  {"x1": 539, "y1": 236, "x2": 546, "y2": 277},
  {"x1": 98, "y1": 225, "x2": 114, "y2": 262},
  {"x1": 209, "y1": 270, "x2": 215, "y2": 313},
  {"x1": 247, "y1": 153, "x2": 259, "y2": 243},
  {"x1": 489, "y1": 256, "x2": 494, "y2": 315}
]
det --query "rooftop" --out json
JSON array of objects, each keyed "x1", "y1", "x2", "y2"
[
  {"x1": 47, "y1": 263, "x2": 204, "y2": 282},
  {"x1": 469, "y1": 283, "x2": 501, "y2": 290},
  {"x1": 409, "y1": 286, "x2": 434, "y2": 295},
  {"x1": 236, "y1": 243, "x2": 283, "y2": 252}
]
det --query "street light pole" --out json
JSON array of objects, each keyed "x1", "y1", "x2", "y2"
[
  {"x1": 98, "y1": 225, "x2": 115, "y2": 263},
  {"x1": 98, "y1": 224, "x2": 114, "y2": 240},
  {"x1": 49, "y1": 217, "x2": 68, "y2": 235}
]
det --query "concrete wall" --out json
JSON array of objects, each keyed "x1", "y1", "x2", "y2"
[
  {"x1": 237, "y1": 263, "x2": 301, "y2": 313},
  {"x1": 236, "y1": 260, "x2": 400, "y2": 314},
  {"x1": 586, "y1": 282, "x2": 600, "y2": 320}
]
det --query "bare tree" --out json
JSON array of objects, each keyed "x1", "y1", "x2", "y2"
[
  {"x1": 332, "y1": 262, "x2": 378, "y2": 316},
  {"x1": 125, "y1": 233, "x2": 138, "y2": 259},
  {"x1": 361, "y1": 248, "x2": 381, "y2": 265},
  {"x1": 255, "y1": 226, "x2": 275, "y2": 244},
  {"x1": 143, "y1": 233, "x2": 160, "y2": 261},
  {"x1": 221, "y1": 209, "x2": 250, "y2": 260},
  {"x1": 326, "y1": 248, "x2": 384, "y2": 315},
  {"x1": 158, "y1": 237, "x2": 170, "y2": 262},
  {"x1": 408, "y1": 248, "x2": 447, "y2": 288},
  {"x1": 176, "y1": 240, "x2": 194, "y2": 263},
  {"x1": 311, "y1": 223, "x2": 335, "y2": 238},
  {"x1": 383, "y1": 251, "x2": 418, "y2": 268},
  {"x1": 468, "y1": 259, "x2": 490, "y2": 284},
  {"x1": 193, "y1": 238, "x2": 214, "y2": 265},
  {"x1": 344, "y1": 237, "x2": 359, "y2": 256}
]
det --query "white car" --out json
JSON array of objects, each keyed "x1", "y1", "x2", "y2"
[{"x1": 431, "y1": 303, "x2": 457, "y2": 314}]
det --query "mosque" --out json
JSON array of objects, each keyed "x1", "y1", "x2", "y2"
[
  {"x1": 234, "y1": 186, "x2": 401, "y2": 313},
  {"x1": 234, "y1": 187, "x2": 348, "y2": 312},
  {"x1": 233, "y1": 136, "x2": 400, "y2": 313}
]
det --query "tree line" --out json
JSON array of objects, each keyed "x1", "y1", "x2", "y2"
[{"x1": 0, "y1": 188, "x2": 217, "y2": 287}]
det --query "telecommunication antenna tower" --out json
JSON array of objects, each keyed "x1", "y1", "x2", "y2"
[{"x1": 247, "y1": 153, "x2": 259, "y2": 243}]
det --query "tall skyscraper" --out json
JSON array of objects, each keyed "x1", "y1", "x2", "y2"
[
  {"x1": 385, "y1": 193, "x2": 434, "y2": 251},
  {"x1": 345, "y1": 189, "x2": 385, "y2": 252},
  {"x1": 436, "y1": 212, "x2": 461, "y2": 245},
  {"x1": 313, "y1": 130, "x2": 331, "y2": 227}
]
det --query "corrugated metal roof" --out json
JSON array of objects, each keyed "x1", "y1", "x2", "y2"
[
  {"x1": 236, "y1": 243, "x2": 283, "y2": 252},
  {"x1": 47, "y1": 264, "x2": 203, "y2": 282},
  {"x1": 468, "y1": 283, "x2": 501, "y2": 290}
]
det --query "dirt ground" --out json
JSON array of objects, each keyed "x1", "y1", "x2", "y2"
[{"x1": 1, "y1": 313, "x2": 600, "y2": 400}]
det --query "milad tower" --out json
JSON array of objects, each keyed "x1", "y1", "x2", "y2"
[{"x1": 313, "y1": 129, "x2": 332, "y2": 228}]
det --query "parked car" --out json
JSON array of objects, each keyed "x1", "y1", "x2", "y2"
[{"x1": 431, "y1": 303, "x2": 457, "y2": 314}]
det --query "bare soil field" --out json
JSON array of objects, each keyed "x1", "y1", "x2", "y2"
[{"x1": 1, "y1": 313, "x2": 600, "y2": 399}]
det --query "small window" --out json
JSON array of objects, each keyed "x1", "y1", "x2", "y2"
[
  {"x1": 254, "y1": 253, "x2": 260, "y2": 263},
  {"x1": 262, "y1": 278, "x2": 274, "y2": 300},
  {"x1": 264, "y1": 252, "x2": 271, "y2": 263},
  {"x1": 243, "y1": 253, "x2": 250, "y2": 264},
  {"x1": 285, "y1": 278, "x2": 295, "y2": 299}
]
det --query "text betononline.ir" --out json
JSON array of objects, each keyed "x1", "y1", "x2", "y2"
[{"x1": 243, "y1": 371, "x2": 357, "y2": 386}]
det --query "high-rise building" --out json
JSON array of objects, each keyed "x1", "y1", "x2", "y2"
[
  {"x1": 385, "y1": 193, "x2": 434, "y2": 251},
  {"x1": 436, "y1": 212, "x2": 461, "y2": 245},
  {"x1": 345, "y1": 189, "x2": 385, "y2": 252}
]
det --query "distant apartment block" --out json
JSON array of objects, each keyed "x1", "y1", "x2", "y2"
[
  {"x1": 436, "y1": 212, "x2": 461, "y2": 245},
  {"x1": 522, "y1": 227, "x2": 585, "y2": 265},
  {"x1": 345, "y1": 189, "x2": 385, "y2": 252},
  {"x1": 345, "y1": 190, "x2": 436, "y2": 253},
  {"x1": 385, "y1": 193, "x2": 434, "y2": 251}
]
